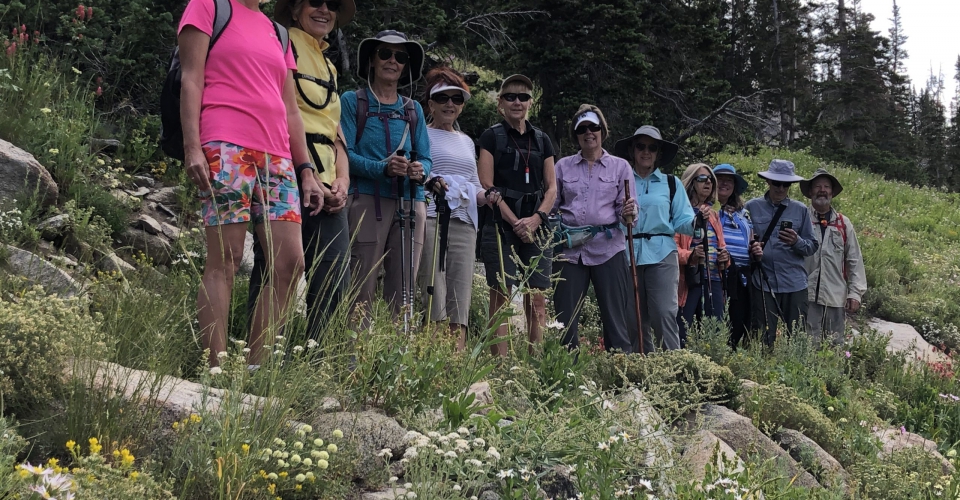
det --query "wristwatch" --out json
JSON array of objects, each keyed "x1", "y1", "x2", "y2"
[
  {"x1": 536, "y1": 211, "x2": 549, "y2": 224},
  {"x1": 296, "y1": 162, "x2": 316, "y2": 177}
]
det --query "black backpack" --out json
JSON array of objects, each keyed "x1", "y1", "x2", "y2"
[{"x1": 159, "y1": 0, "x2": 290, "y2": 161}]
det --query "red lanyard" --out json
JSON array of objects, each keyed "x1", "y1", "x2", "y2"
[{"x1": 511, "y1": 135, "x2": 533, "y2": 184}]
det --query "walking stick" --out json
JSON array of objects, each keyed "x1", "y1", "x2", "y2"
[
  {"x1": 624, "y1": 180, "x2": 644, "y2": 355},
  {"x1": 701, "y1": 217, "x2": 714, "y2": 313}
]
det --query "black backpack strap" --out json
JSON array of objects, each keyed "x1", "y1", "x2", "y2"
[
  {"x1": 760, "y1": 204, "x2": 788, "y2": 245},
  {"x1": 402, "y1": 96, "x2": 419, "y2": 153},
  {"x1": 492, "y1": 123, "x2": 507, "y2": 169},
  {"x1": 210, "y1": 0, "x2": 232, "y2": 49},
  {"x1": 667, "y1": 174, "x2": 677, "y2": 224},
  {"x1": 355, "y1": 88, "x2": 369, "y2": 144}
]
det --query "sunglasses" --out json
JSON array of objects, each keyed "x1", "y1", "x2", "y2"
[
  {"x1": 694, "y1": 174, "x2": 713, "y2": 183},
  {"x1": 575, "y1": 124, "x2": 601, "y2": 135},
  {"x1": 307, "y1": 0, "x2": 341, "y2": 10},
  {"x1": 633, "y1": 143, "x2": 660, "y2": 153},
  {"x1": 769, "y1": 180, "x2": 792, "y2": 188},
  {"x1": 376, "y1": 48, "x2": 409, "y2": 65},
  {"x1": 501, "y1": 93, "x2": 532, "y2": 103},
  {"x1": 430, "y1": 93, "x2": 465, "y2": 105}
]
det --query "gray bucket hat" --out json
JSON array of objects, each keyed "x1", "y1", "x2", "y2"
[
  {"x1": 613, "y1": 125, "x2": 679, "y2": 166},
  {"x1": 800, "y1": 168, "x2": 843, "y2": 198},
  {"x1": 757, "y1": 159, "x2": 804, "y2": 183},
  {"x1": 356, "y1": 30, "x2": 425, "y2": 87}
]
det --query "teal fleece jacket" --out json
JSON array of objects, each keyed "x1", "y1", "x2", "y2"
[{"x1": 340, "y1": 90, "x2": 432, "y2": 201}]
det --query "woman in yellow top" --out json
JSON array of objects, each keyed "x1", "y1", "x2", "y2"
[{"x1": 248, "y1": 0, "x2": 354, "y2": 343}]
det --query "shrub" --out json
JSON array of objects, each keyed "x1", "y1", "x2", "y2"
[
  {"x1": 738, "y1": 383, "x2": 844, "y2": 464},
  {"x1": 591, "y1": 350, "x2": 740, "y2": 421},
  {"x1": 849, "y1": 447, "x2": 951, "y2": 500},
  {"x1": 0, "y1": 287, "x2": 105, "y2": 414}
]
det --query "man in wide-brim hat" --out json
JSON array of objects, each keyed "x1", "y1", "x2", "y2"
[
  {"x1": 615, "y1": 125, "x2": 694, "y2": 352},
  {"x1": 801, "y1": 168, "x2": 866, "y2": 345},
  {"x1": 744, "y1": 159, "x2": 819, "y2": 346}
]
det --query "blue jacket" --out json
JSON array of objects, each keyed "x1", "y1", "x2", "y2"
[
  {"x1": 627, "y1": 169, "x2": 695, "y2": 265},
  {"x1": 340, "y1": 90, "x2": 432, "y2": 201}
]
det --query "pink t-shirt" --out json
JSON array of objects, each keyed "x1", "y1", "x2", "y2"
[{"x1": 178, "y1": 0, "x2": 297, "y2": 158}]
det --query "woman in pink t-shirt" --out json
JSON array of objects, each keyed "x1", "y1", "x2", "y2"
[{"x1": 178, "y1": 0, "x2": 324, "y2": 368}]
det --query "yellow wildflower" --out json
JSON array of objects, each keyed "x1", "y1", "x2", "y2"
[
  {"x1": 40, "y1": 108, "x2": 52, "y2": 114},
  {"x1": 190, "y1": 414, "x2": 202, "y2": 423},
  {"x1": 172, "y1": 421, "x2": 180, "y2": 430},
  {"x1": 71, "y1": 67, "x2": 81, "y2": 74},
  {"x1": 66, "y1": 440, "x2": 76, "y2": 451},
  {"x1": 89, "y1": 437, "x2": 102, "y2": 455},
  {"x1": 130, "y1": 471, "x2": 139, "y2": 480},
  {"x1": 279, "y1": 471, "x2": 288, "y2": 478},
  {"x1": 295, "y1": 484, "x2": 303, "y2": 491},
  {"x1": 242, "y1": 443, "x2": 250, "y2": 454},
  {"x1": 48, "y1": 148, "x2": 59, "y2": 155}
]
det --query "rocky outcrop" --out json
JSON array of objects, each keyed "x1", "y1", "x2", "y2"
[
  {"x1": 775, "y1": 429, "x2": 850, "y2": 492},
  {"x1": 117, "y1": 227, "x2": 173, "y2": 266},
  {"x1": 681, "y1": 430, "x2": 742, "y2": 482},
  {"x1": 4, "y1": 245, "x2": 81, "y2": 296},
  {"x1": 311, "y1": 411, "x2": 409, "y2": 481},
  {"x1": 0, "y1": 138, "x2": 58, "y2": 208},
  {"x1": 866, "y1": 318, "x2": 948, "y2": 365},
  {"x1": 874, "y1": 428, "x2": 955, "y2": 475},
  {"x1": 692, "y1": 404, "x2": 821, "y2": 489}
]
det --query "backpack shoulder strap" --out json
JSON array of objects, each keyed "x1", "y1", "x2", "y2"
[
  {"x1": 760, "y1": 203, "x2": 788, "y2": 245},
  {"x1": 492, "y1": 123, "x2": 507, "y2": 169},
  {"x1": 210, "y1": 0, "x2": 232, "y2": 49},
  {"x1": 402, "y1": 96, "x2": 418, "y2": 151},
  {"x1": 272, "y1": 22, "x2": 290, "y2": 56},
  {"x1": 667, "y1": 174, "x2": 677, "y2": 223},
  {"x1": 834, "y1": 212, "x2": 847, "y2": 246},
  {"x1": 355, "y1": 88, "x2": 369, "y2": 144}
]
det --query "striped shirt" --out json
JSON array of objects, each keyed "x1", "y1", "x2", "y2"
[
  {"x1": 720, "y1": 207, "x2": 752, "y2": 267},
  {"x1": 425, "y1": 127, "x2": 482, "y2": 225}
]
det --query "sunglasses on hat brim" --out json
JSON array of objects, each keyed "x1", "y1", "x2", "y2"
[{"x1": 376, "y1": 48, "x2": 409, "y2": 65}]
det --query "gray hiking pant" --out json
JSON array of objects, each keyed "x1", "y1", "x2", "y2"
[
  {"x1": 752, "y1": 286, "x2": 807, "y2": 346},
  {"x1": 554, "y1": 251, "x2": 639, "y2": 354},
  {"x1": 806, "y1": 303, "x2": 846, "y2": 345},
  {"x1": 636, "y1": 251, "x2": 681, "y2": 352}
]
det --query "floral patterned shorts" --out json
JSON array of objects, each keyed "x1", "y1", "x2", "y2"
[{"x1": 200, "y1": 142, "x2": 301, "y2": 226}]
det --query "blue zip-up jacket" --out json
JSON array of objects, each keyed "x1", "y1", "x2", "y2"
[
  {"x1": 340, "y1": 90, "x2": 432, "y2": 201},
  {"x1": 627, "y1": 169, "x2": 696, "y2": 265}
]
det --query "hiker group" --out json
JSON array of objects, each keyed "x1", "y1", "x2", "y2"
[{"x1": 172, "y1": 0, "x2": 867, "y2": 368}]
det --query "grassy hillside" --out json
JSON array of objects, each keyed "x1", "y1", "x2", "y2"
[{"x1": 711, "y1": 148, "x2": 960, "y2": 350}]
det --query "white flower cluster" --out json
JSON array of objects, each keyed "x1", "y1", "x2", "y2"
[{"x1": 0, "y1": 205, "x2": 23, "y2": 236}]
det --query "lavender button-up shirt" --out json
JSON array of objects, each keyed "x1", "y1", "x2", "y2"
[{"x1": 553, "y1": 150, "x2": 635, "y2": 265}]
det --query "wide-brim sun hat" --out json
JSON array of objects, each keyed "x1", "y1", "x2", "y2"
[
  {"x1": 613, "y1": 125, "x2": 679, "y2": 166},
  {"x1": 757, "y1": 159, "x2": 804, "y2": 183},
  {"x1": 713, "y1": 163, "x2": 748, "y2": 196},
  {"x1": 800, "y1": 167, "x2": 844, "y2": 198},
  {"x1": 429, "y1": 82, "x2": 471, "y2": 101},
  {"x1": 356, "y1": 30, "x2": 425, "y2": 87},
  {"x1": 274, "y1": 0, "x2": 356, "y2": 29}
]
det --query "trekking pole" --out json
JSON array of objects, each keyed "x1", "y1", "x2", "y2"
[
  {"x1": 425, "y1": 177, "x2": 446, "y2": 326},
  {"x1": 624, "y1": 180, "x2": 644, "y2": 355},
  {"x1": 408, "y1": 151, "x2": 421, "y2": 330},
  {"x1": 491, "y1": 192, "x2": 514, "y2": 347},
  {"x1": 395, "y1": 150, "x2": 409, "y2": 334},
  {"x1": 702, "y1": 218, "x2": 714, "y2": 313}
]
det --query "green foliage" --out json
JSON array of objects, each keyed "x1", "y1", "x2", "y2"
[
  {"x1": 0, "y1": 286, "x2": 104, "y2": 415},
  {"x1": 591, "y1": 350, "x2": 740, "y2": 421},
  {"x1": 739, "y1": 383, "x2": 844, "y2": 463},
  {"x1": 849, "y1": 447, "x2": 952, "y2": 500}
]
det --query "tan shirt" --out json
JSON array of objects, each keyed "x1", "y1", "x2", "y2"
[{"x1": 805, "y1": 206, "x2": 867, "y2": 307}]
